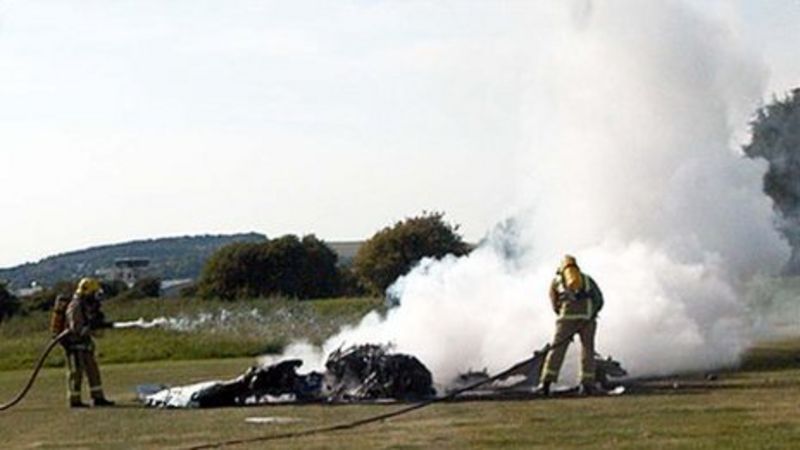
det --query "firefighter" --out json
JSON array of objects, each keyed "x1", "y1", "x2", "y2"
[
  {"x1": 63, "y1": 277, "x2": 114, "y2": 408},
  {"x1": 535, "y1": 255, "x2": 604, "y2": 396}
]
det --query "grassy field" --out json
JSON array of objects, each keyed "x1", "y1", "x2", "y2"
[
  {"x1": 0, "y1": 337, "x2": 798, "y2": 449},
  {"x1": 0, "y1": 296, "x2": 382, "y2": 371}
]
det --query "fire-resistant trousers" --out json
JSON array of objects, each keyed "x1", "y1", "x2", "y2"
[
  {"x1": 65, "y1": 347, "x2": 105, "y2": 404},
  {"x1": 541, "y1": 319, "x2": 597, "y2": 384}
]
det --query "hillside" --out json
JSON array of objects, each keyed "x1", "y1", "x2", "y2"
[{"x1": 0, "y1": 233, "x2": 267, "y2": 289}]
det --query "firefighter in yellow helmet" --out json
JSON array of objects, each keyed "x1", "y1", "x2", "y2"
[
  {"x1": 62, "y1": 277, "x2": 114, "y2": 407},
  {"x1": 536, "y1": 255, "x2": 604, "y2": 396}
]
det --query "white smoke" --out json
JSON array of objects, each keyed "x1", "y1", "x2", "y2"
[{"x1": 285, "y1": 0, "x2": 790, "y2": 384}]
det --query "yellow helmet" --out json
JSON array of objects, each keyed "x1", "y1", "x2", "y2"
[
  {"x1": 560, "y1": 254, "x2": 578, "y2": 272},
  {"x1": 559, "y1": 255, "x2": 583, "y2": 292},
  {"x1": 76, "y1": 277, "x2": 102, "y2": 297}
]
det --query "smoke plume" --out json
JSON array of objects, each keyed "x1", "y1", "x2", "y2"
[{"x1": 289, "y1": 0, "x2": 790, "y2": 384}]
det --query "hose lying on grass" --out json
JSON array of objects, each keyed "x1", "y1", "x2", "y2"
[{"x1": 0, "y1": 330, "x2": 70, "y2": 412}]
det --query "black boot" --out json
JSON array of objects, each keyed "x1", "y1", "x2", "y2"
[
  {"x1": 578, "y1": 382, "x2": 595, "y2": 396},
  {"x1": 93, "y1": 398, "x2": 115, "y2": 407},
  {"x1": 533, "y1": 380, "x2": 551, "y2": 396},
  {"x1": 70, "y1": 401, "x2": 89, "y2": 408}
]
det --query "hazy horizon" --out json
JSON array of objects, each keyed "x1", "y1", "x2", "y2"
[{"x1": 0, "y1": 230, "x2": 367, "y2": 269}]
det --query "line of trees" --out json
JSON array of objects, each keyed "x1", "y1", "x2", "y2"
[
  {"x1": 195, "y1": 212, "x2": 471, "y2": 301},
  {"x1": 0, "y1": 212, "x2": 471, "y2": 315},
  {"x1": 0, "y1": 277, "x2": 164, "y2": 323}
]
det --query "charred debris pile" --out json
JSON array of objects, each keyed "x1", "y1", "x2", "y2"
[
  {"x1": 140, "y1": 344, "x2": 627, "y2": 408},
  {"x1": 141, "y1": 344, "x2": 434, "y2": 408}
]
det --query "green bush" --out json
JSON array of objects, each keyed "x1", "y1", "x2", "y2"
[
  {"x1": 178, "y1": 282, "x2": 198, "y2": 298},
  {"x1": 111, "y1": 277, "x2": 162, "y2": 301},
  {"x1": 101, "y1": 279, "x2": 129, "y2": 299},
  {"x1": 20, "y1": 280, "x2": 75, "y2": 313},
  {"x1": 197, "y1": 242, "x2": 264, "y2": 300},
  {"x1": 352, "y1": 212, "x2": 471, "y2": 295},
  {"x1": 197, "y1": 234, "x2": 341, "y2": 300},
  {"x1": 337, "y1": 266, "x2": 366, "y2": 297},
  {"x1": 743, "y1": 87, "x2": 800, "y2": 274},
  {"x1": 0, "y1": 283, "x2": 20, "y2": 322}
]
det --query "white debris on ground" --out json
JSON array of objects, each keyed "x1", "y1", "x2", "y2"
[
  {"x1": 139, "y1": 381, "x2": 299, "y2": 409},
  {"x1": 140, "y1": 381, "x2": 220, "y2": 408},
  {"x1": 245, "y1": 417, "x2": 304, "y2": 425}
]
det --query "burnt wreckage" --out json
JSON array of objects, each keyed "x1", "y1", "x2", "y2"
[
  {"x1": 140, "y1": 344, "x2": 626, "y2": 408},
  {"x1": 141, "y1": 344, "x2": 434, "y2": 408},
  {"x1": 448, "y1": 348, "x2": 628, "y2": 397},
  {"x1": 323, "y1": 344, "x2": 435, "y2": 402}
]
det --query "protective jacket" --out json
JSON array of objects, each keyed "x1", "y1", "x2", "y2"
[
  {"x1": 64, "y1": 295, "x2": 95, "y2": 351},
  {"x1": 549, "y1": 271, "x2": 604, "y2": 320}
]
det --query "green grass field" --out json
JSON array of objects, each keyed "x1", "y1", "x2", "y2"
[
  {"x1": 2, "y1": 292, "x2": 799, "y2": 449},
  {"x1": 1, "y1": 337, "x2": 799, "y2": 449}
]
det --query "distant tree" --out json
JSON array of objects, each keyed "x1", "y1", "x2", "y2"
[
  {"x1": 135, "y1": 277, "x2": 162, "y2": 298},
  {"x1": 0, "y1": 282, "x2": 20, "y2": 322},
  {"x1": 111, "y1": 277, "x2": 161, "y2": 301},
  {"x1": 197, "y1": 235, "x2": 341, "y2": 300},
  {"x1": 352, "y1": 212, "x2": 471, "y2": 295},
  {"x1": 23, "y1": 280, "x2": 76, "y2": 313},
  {"x1": 336, "y1": 266, "x2": 366, "y2": 297},
  {"x1": 744, "y1": 88, "x2": 800, "y2": 274},
  {"x1": 178, "y1": 282, "x2": 198, "y2": 298},
  {"x1": 101, "y1": 279, "x2": 129, "y2": 299},
  {"x1": 197, "y1": 242, "x2": 264, "y2": 300},
  {"x1": 295, "y1": 235, "x2": 341, "y2": 299}
]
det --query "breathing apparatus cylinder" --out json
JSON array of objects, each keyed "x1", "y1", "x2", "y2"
[
  {"x1": 561, "y1": 255, "x2": 583, "y2": 292},
  {"x1": 49, "y1": 295, "x2": 71, "y2": 335}
]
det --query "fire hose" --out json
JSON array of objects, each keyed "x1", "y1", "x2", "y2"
[
  {"x1": 0, "y1": 329, "x2": 71, "y2": 412},
  {"x1": 187, "y1": 321, "x2": 591, "y2": 450}
]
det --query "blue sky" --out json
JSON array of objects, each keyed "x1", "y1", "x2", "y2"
[{"x1": 1, "y1": 0, "x2": 799, "y2": 268}]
